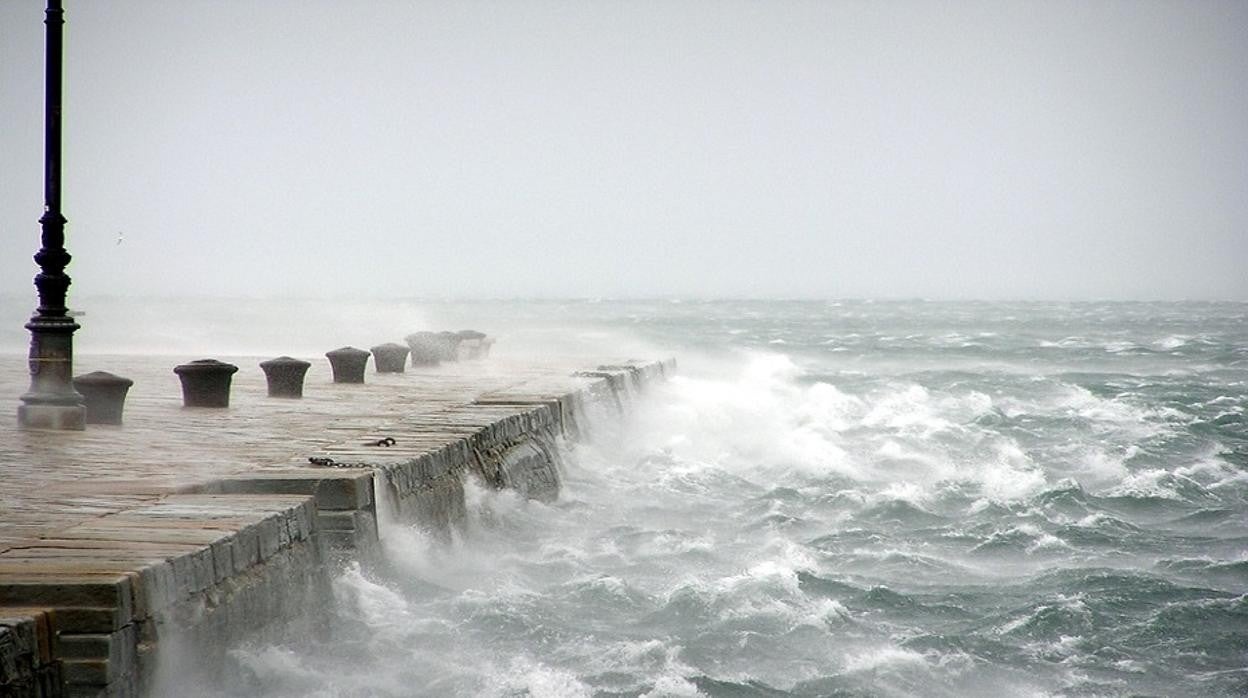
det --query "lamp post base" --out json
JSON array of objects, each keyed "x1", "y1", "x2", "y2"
[
  {"x1": 18, "y1": 403, "x2": 85, "y2": 430},
  {"x1": 20, "y1": 315, "x2": 84, "y2": 430}
]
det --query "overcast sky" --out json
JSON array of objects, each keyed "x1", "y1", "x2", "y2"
[{"x1": 1, "y1": 0, "x2": 1245, "y2": 300}]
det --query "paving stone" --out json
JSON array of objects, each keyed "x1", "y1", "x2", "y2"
[
  {"x1": 256, "y1": 518, "x2": 281, "y2": 560},
  {"x1": 0, "y1": 575, "x2": 134, "y2": 622},
  {"x1": 60, "y1": 657, "x2": 108, "y2": 686},
  {"x1": 229, "y1": 526, "x2": 261, "y2": 572},
  {"x1": 55, "y1": 624, "x2": 137, "y2": 676},
  {"x1": 47, "y1": 608, "x2": 126, "y2": 634}
]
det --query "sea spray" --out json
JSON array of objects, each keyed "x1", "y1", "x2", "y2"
[{"x1": 208, "y1": 300, "x2": 1246, "y2": 697}]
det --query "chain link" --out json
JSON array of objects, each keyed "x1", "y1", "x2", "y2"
[
  {"x1": 306, "y1": 437, "x2": 397, "y2": 468},
  {"x1": 308, "y1": 456, "x2": 375, "y2": 469}
]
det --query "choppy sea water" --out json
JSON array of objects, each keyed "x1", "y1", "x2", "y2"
[{"x1": 51, "y1": 298, "x2": 1244, "y2": 697}]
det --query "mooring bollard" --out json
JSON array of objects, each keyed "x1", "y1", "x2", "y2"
[
  {"x1": 259, "y1": 356, "x2": 311, "y2": 398},
  {"x1": 371, "y1": 343, "x2": 410, "y2": 373},
  {"x1": 72, "y1": 371, "x2": 134, "y2": 425},
  {"x1": 437, "y1": 331, "x2": 463, "y2": 362},
  {"x1": 173, "y1": 359, "x2": 239, "y2": 408},
  {"x1": 325, "y1": 346, "x2": 370, "y2": 383},
  {"x1": 404, "y1": 331, "x2": 442, "y2": 366},
  {"x1": 455, "y1": 330, "x2": 487, "y2": 359}
]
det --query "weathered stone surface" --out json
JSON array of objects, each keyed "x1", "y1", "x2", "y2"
[
  {"x1": 324, "y1": 346, "x2": 369, "y2": 384},
  {"x1": 316, "y1": 509, "x2": 369, "y2": 532},
  {"x1": 173, "y1": 359, "x2": 239, "y2": 408},
  {"x1": 60, "y1": 658, "x2": 108, "y2": 686},
  {"x1": 0, "y1": 354, "x2": 672, "y2": 698},
  {"x1": 403, "y1": 331, "x2": 442, "y2": 366},
  {"x1": 0, "y1": 575, "x2": 134, "y2": 622},
  {"x1": 142, "y1": 536, "x2": 330, "y2": 695},
  {"x1": 496, "y1": 439, "x2": 560, "y2": 502},
  {"x1": 229, "y1": 526, "x2": 261, "y2": 573},
  {"x1": 434, "y1": 332, "x2": 462, "y2": 362},
  {"x1": 47, "y1": 608, "x2": 127, "y2": 635},
  {"x1": 370, "y1": 343, "x2": 410, "y2": 373},
  {"x1": 72, "y1": 372, "x2": 134, "y2": 425},
  {"x1": 1, "y1": 609, "x2": 58, "y2": 697},
  {"x1": 454, "y1": 330, "x2": 488, "y2": 360},
  {"x1": 258, "y1": 356, "x2": 311, "y2": 399},
  {"x1": 207, "y1": 471, "x2": 374, "y2": 512},
  {"x1": 256, "y1": 518, "x2": 281, "y2": 561},
  {"x1": 57, "y1": 624, "x2": 136, "y2": 686}
]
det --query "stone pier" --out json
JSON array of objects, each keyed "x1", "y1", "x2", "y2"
[{"x1": 0, "y1": 353, "x2": 673, "y2": 697}]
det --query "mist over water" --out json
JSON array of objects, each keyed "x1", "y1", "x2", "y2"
[
  {"x1": 42, "y1": 298, "x2": 1244, "y2": 697},
  {"x1": 0, "y1": 296, "x2": 665, "y2": 359}
]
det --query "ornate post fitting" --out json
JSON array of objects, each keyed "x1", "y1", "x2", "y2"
[{"x1": 18, "y1": 0, "x2": 84, "y2": 430}]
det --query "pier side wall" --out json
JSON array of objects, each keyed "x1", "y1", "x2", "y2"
[
  {"x1": 374, "y1": 360, "x2": 673, "y2": 539},
  {"x1": 1, "y1": 610, "x2": 59, "y2": 697}
]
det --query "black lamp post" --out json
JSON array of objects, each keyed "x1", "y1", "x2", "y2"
[{"x1": 18, "y1": 0, "x2": 84, "y2": 430}]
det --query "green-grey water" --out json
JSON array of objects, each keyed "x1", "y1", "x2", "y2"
[{"x1": 24, "y1": 298, "x2": 1240, "y2": 697}]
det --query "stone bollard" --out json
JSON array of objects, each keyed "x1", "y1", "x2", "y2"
[
  {"x1": 325, "y1": 346, "x2": 370, "y2": 383},
  {"x1": 371, "y1": 343, "x2": 410, "y2": 373},
  {"x1": 259, "y1": 356, "x2": 311, "y2": 398},
  {"x1": 437, "y1": 331, "x2": 463, "y2": 362},
  {"x1": 72, "y1": 371, "x2": 134, "y2": 425},
  {"x1": 405, "y1": 332, "x2": 442, "y2": 366},
  {"x1": 455, "y1": 330, "x2": 487, "y2": 360},
  {"x1": 173, "y1": 359, "x2": 239, "y2": 408}
]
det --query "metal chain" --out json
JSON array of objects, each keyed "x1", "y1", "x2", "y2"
[
  {"x1": 307, "y1": 436, "x2": 396, "y2": 468},
  {"x1": 308, "y1": 456, "x2": 375, "y2": 469}
]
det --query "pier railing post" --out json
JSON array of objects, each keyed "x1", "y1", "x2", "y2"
[{"x1": 18, "y1": 0, "x2": 85, "y2": 430}]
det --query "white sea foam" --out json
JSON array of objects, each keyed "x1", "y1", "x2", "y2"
[
  {"x1": 639, "y1": 675, "x2": 704, "y2": 697},
  {"x1": 1154, "y1": 335, "x2": 1191, "y2": 351},
  {"x1": 176, "y1": 300, "x2": 1248, "y2": 697},
  {"x1": 636, "y1": 354, "x2": 860, "y2": 479},
  {"x1": 479, "y1": 657, "x2": 593, "y2": 698},
  {"x1": 1105, "y1": 341, "x2": 1138, "y2": 353},
  {"x1": 227, "y1": 646, "x2": 325, "y2": 694},
  {"x1": 1103, "y1": 468, "x2": 1217, "y2": 501},
  {"x1": 801, "y1": 597, "x2": 854, "y2": 627},
  {"x1": 633, "y1": 353, "x2": 1071, "y2": 503},
  {"x1": 842, "y1": 645, "x2": 930, "y2": 673},
  {"x1": 333, "y1": 562, "x2": 412, "y2": 632}
]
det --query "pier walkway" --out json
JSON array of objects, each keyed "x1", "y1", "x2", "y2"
[{"x1": 0, "y1": 351, "x2": 670, "y2": 697}]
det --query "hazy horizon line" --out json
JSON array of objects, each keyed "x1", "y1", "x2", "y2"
[{"x1": 2, "y1": 293, "x2": 1245, "y2": 305}]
